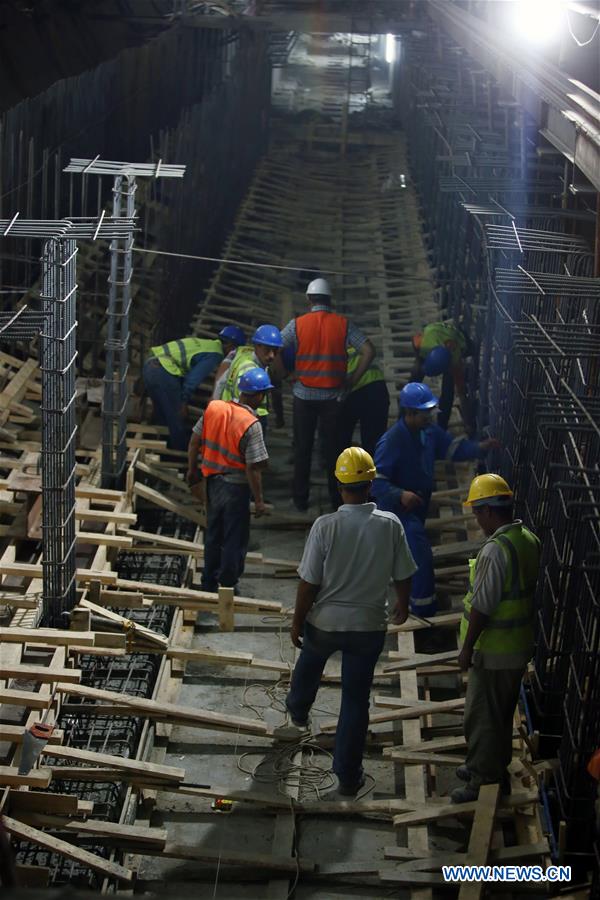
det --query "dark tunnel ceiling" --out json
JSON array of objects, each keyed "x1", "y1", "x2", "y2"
[{"x1": 0, "y1": 1, "x2": 598, "y2": 111}]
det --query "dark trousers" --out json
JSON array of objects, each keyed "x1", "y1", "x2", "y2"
[
  {"x1": 337, "y1": 381, "x2": 390, "y2": 458},
  {"x1": 292, "y1": 396, "x2": 340, "y2": 509},
  {"x1": 202, "y1": 476, "x2": 250, "y2": 591},
  {"x1": 142, "y1": 358, "x2": 189, "y2": 451},
  {"x1": 286, "y1": 623, "x2": 386, "y2": 785},
  {"x1": 464, "y1": 664, "x2": 525, "y2": 788}
]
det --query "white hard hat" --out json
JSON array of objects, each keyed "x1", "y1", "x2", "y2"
[{"x1": 306, "y1": 278, "x2": 331, "y2": 296}]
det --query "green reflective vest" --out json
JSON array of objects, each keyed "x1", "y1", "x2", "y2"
[
  {"x1": 460, "y1": 523, "x2": 541, "y2": 666},
  {"x1": 419, "y1": 321, "x2": 466, "y2": 367},
  {"x1": 347, "y1": 347, "x2": 385, "y2": 393},
  {"x1": 222, "y1": 346, "x2": 268, "y2": 418},
  {"x1": 151, "y1": 337, "x2": 223, "y2": 377}
]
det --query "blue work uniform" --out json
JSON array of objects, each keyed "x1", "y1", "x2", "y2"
[{"x1": 372, "y1": 418, "x2": 483, "y2": 617}]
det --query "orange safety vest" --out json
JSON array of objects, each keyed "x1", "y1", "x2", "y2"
[
  {"x1": 295, "y1": 310, "x2": 348, "y2": 389},
  {"x1": 200, "y1": 400, "x2": 257, "y2": 478}
]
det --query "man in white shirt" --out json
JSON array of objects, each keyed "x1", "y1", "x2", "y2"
[{"x1": 285, "y1": 447, "x2": 416, "y2": 795}]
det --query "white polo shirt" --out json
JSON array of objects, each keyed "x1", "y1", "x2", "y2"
[{"x1": 298, "y1": 502, "x2": 417, "y2": 632}]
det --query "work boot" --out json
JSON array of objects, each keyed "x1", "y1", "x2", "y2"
[
  {"x1": 337, "y1": 772, "x2": 366, "y2": 797},
  {"x1": 456, "y1": 765, "x2": 472, "y2": 782},
  {"x1": 450, "y1": 783, "x2": 480, "y2": 804}
]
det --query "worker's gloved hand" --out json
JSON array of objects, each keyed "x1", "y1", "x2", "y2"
[
  {"x1": 457, "y1": 645, "x2": 473, "y2": 671},
  {"x1": 401, "y1": 490, "x2": 424, "y2": 513},
  {"x1": 291, "y1": 622, "x2": 303, "y2": 649},
  {"x1": 479, "y1": 437, "x2": 501, "y2": 452},
  {"x1": 253, "y1": 499, "x2": 267, "y2": 518}
]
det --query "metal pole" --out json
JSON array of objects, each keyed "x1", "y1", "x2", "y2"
[
  {"x1": 40, "y1": 238, "x2": 78, "y2": 626},
  {"x1": 102, "y1": 174, "x2": 136, "y2": 488}
]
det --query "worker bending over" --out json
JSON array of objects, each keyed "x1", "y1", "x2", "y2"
[
  {"x1": 285, "y1": 448, "x2": 416, "y2": 795},
  {"x1": 187, "y1": 367, "x2": 272, "y2": 594},
  {"x1": 372, "y1": 383, "x2": 499, "y2": 617},
  {"x1": 337, "y1": 347, "x2": 390, "y2": 457},
  {"x1": 412, "y1": 320, "x2": 473, "y2": 431},
  {"x1": 213, "y1": 324, "x2": 283, "y2": 431},
  {"x1": 453, "y1": 474, "x2": 541, "y2": 803},
  {"x1": 279, "y1": 278, "x2": 375, "y2": 511},
  {"x1": 143, "y1": 326, "x2": 245, "y2": 450}
]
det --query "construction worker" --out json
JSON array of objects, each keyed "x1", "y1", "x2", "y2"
[
  {"x1": 452, "y1": 474, "x2": 541, "y2": 803},
  {"x1": 279, "y1": 278, "x2": 375, "y2": 511},
  {"x1": 213, "y1": 324, "x2": 283, "y2": 430},
  {"x1": 371, "y1": 383, "x2": 500, "y2": 617},
  {"x1": 411, "y1": 320, "x2": 473, "y2": 431},
  {"x1": 187, "y1": 367, "x2": 272, "y2": 593},
  {"x1": 337, "y1": 347, "x2": 390, "y2": 457},
  {"x1": 285, "y1": 447, "x2": 416, "y2": 794},
  {"x1": 143, "y1": 326, "x2": 245, "y2": 451}
]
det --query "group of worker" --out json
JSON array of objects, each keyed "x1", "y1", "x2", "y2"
[{"x1": 142, "y1": 279, "x2": 538, "y2": 802}]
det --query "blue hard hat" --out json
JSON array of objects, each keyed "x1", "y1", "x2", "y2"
[
  {"x1": 219, "y1": 325, "x2": 246, "y2": 347},
  {"x1": 238, "y1": 367, "x2": 274, "y2": 394},
  {"x1": 399, "y1": 382, "x2": 439, "y2": 410},
  {"x1": 423, "y1": 345, "x2": 452, "y2": 376},
  {"x1": 252, "y1": 324, "x2": 283, "y2": 348}
]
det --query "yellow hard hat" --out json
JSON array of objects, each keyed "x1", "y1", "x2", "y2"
[
  {"x1": 464, "y1": 473, "x2": 513, "y2": 507},
  {"x1": 335, "y1": 447, "x2": 376, "y2": 484}
]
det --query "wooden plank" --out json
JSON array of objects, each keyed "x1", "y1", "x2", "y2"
[
  {"x1": 393, "y1": 791, "x2": 538, "y2": 826},
  {"x1": 2, "y1": 815, "x2": 133, "y2": 883},
  {"x1": 218, "y1": 586, "x2": 235, "y2": 632},
  {"x1": 53, "y1": 682, "x2": 269, "y2": 735},
  {"x1": 40, "y1": 744, "x2": 185, "y2": 782},
  {"x1": 388, "y1": 611, "x2": 462, "y2": 634},
  {"x1": 0, "y1": 663, "x2": 81, "y2": 684},
  {"x1": 320, "y1": 697, "x2": 464, "y2": 732},
  {"x1": 134, "y1": 482, "x2": 206, "y2": 526},
  {"x1": 0, "y1": 724, "x2": 63, "y2": 745},
  {"x1": 0, "y1": 766, "x2": 52, "y2": 788},
  {"x1": 458, "y1": 783, "x2": 501, "y2": 900},
  {"x1": 0, "y1": 688, "x2": 53, "y2": 710},
  {"x1": 17, "y1": 815, "x2": 168, "y2": 849},
  {"x1": 0, "y1": 562, "x2": 118, "y2": 586},
  {"x1": 382, "y1": 650, "x2": 459, "y2": 673},
  {"x1": 7, "y1": 790, "x2": 90, "y2": 815},
  {"x1": 383, "y1": 841, "x2": 550, "y2": 865}
]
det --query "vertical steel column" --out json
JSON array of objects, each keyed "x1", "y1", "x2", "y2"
[
  {"x1": 40, "y1": 238, "x2": 78, "y2": 626},
  {"x1": 102, "y1": 174, "x2": 136, "y2": 488}
]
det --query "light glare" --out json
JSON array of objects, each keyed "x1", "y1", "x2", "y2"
[
  {"x1": 385, "y1": 33, "x2": 396, "y2": 64},
  {"x1": 511, "y1": 0, "x2": 565, "y2": 44}
]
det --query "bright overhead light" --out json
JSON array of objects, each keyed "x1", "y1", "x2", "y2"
[
  {"x1": 510, "y1": 0, "x2": 565, "y2": 44},
  {"x1": 385, "y1": 33, "x2": 396, "y2": 64}
]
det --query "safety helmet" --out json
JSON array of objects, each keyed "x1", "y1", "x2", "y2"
[
  {"x1": 306, "y1": 278, "x2": 331, "y2": 297},
  {"x1": 219, "y1": 325, "x2": 245, "y2": 347},
  {"x1": 399, "y1": 382, "x2": 439, "y2": 410},
  {"x1": 423, "y1": 345, "x2": 452, "y2": 377},
  {"x1": 335, "y1": 447, "x2": 376, "y2": 485},
  {"x1": 237, "y1": 367, "x2": 274, "y2": 394},
  {"x1": 252, "y1": 324, "x2": 283, "y2": 348},
  {"x1": 464, "y1": 474, "x2": 513, "y2": 508}
]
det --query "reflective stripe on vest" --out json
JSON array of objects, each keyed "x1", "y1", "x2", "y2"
[
  {"x1": 222, "y1": 346, "x2": 268, "y2": 418},
  {"x1": 200, "y1": 400, "x2": 257, "y2": 478},
  {"x1": 459, "y1": 525, "x2": 540, "y2": 661},
  {"x1": 151, "y1": 338, "x2": 223, "y2": 377},
  {"x1": 296, "y1": 310, "x2": 348, "y2": 389},
  {"x1": 347, "y1": 347, "x2": 384, "y2": 393}
]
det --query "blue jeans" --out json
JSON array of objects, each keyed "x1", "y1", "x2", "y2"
[
  {"x1": 202, "y1": 476, "x2": 250, "y2": 591},
  {"x1": 143, "y1": 358, "x2": 189, "y2": 451},
  {"x1": 286, "y1": 623, "x2": 386, "y2": 785}
]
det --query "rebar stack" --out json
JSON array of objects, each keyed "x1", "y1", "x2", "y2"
[{"x1": 398, "y1": 27, "x2": 600, "y2": 872}]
